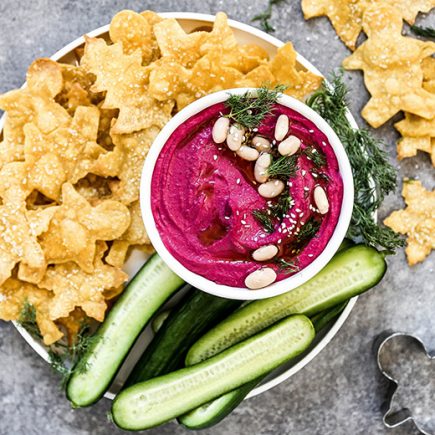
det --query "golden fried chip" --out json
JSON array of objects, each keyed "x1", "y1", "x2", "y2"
[
  {"x1": 55, "y1": 64, "x2": 98, "y2": 114},
  {"x1": 302, "y1": 0, "x2": 435, "y2": 50},
  {"x1": 0, "y1": 59, "x2": 71, "y2": 165},
  {"x1": 397, "y1": 137, "x2": 435, "y2": 166},
  {"x1": 109, "y1": 10, "x2": 155, "y2": 64},
  {"x1": 384, "y1": 180, "x2": 435, "y2": 265},
  {"x1": 106, "y1": 201, "x2": 152, "y2": 267},
  {"x1": 39, "y1": 183, "x2": 130, "y2": 272},
  {"x1": 80, "y1": 36, "x2": 173, "y2": 134},
  {"x1": 39, "y1": 243, "x2": 128, "y2": 321},
  {"x1": 23, "y1": 105, "x2": 101, "y2": 200},
  {"x1": 0, "y1": 278, "x2": 63, "y2": 345},
  {"x1": 56, "y1": 308, "x2": 88, "y2": 346},
  {"x1": 153, "y1": 18, "x2": 206, "y2": 68},
  {"x1": 343, "y1": 4, "x2": 435, "y2": 127},
  {"x1": 108, "y1": 127, "x2": 160, "y2": 204},
  {"x1": 0, "y1": 201, "x2": 46, "y2": 285}
]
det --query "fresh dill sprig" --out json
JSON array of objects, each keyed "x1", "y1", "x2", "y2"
[
  {"x1": 295, "y1": 218, "x2": 320, "y2": 246},
  {"x1": 18, "y1": 301, "x2": 97, "y2": 388},
  {"x1": 303, "y1": 146, "x2": 326, "y2": 167},
  {"x1": 267, "y1": 154, "x2": 298, "y2": 181},
  {"x1": 18, "y1": 301, "x2": 42, "y2": 340},
  {"x1": 253, "y1": 190, "x2": 292, "y2": 232},
  {"x1": 252, "y1": 0, "x2": 287, "y2": 33},
  {"x1": 410, "y1": 25, "x2": 435, "y2": 38},
  {"x1": 269, "y1": 190, "x2": 292, "y2": 219},
  {"x1": 225, "y1": 85, "x2": 287, "y2": 129},
  {"x1": 252, "y1": 209, "x2": 275, "y2": 233},
  {"x1": 306, "y1": 70, "x2": 404, "y2": 251},
  {"x1": 275, "y1": 258, "x2": 300, "y2": 274},
  {"x1": 310, "y1": 169, "x2": 330, "y2": 182}
]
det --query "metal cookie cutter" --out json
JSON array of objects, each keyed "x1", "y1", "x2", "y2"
[{"x1": 375, "y1": 330, "x2": 435, "y2": 435}]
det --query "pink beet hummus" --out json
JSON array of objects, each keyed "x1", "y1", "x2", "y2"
[{"x1": 151, "y1": 103, "x2": 343, "y2": 288}]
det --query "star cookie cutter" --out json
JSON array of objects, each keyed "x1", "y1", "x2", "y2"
[{"x1": 375, "y1": 330, "x2": 435, "y2": 435}]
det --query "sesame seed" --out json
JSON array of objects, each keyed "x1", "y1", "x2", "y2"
[
  {"x1": 308, "y1": 254, "x2": 313, "y2": 258},
  {"x1": 302, "y1": 170, "x2": 306, "y2": 176},
  {"x1": 224, "y1": 216, "x2": 230, "y2": 220},
  {"x1": 241, "y1": 220, "x2": 246, "y2": 225},
  {"x1": 309, "y1": 129, "x2": 314, "y2": 133},
  {"x1": 236, "y1": 178, "x2": 241, "y2": 184},
  {"x1": 213, "y1": 155, "x2": 218, "y2": 161}
]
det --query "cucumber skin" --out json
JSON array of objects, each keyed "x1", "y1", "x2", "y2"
[
  {"x1": 151, "y1": 309, "x2": 171, "y2": 334},
  {"x1": 125, "y1": 289, "x2": 242, "y2": 386},
  {"x1": 112, "y1": 315, "x2": 315, "y2": 431},
  {"x1": 186, "y1": 245, "x2": 386, "y2": 366},
  {"x1": 179, "y1": 380, "x2": 258, "y2": 430},
  {"x1": 66, "y1": 255, "x2": 183, "y2": 407}
]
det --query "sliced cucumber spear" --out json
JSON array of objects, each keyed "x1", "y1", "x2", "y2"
[
  {"x1": 66, "y1": 254, "x2": 184, "y2": 407},
  {"x1": 112, "y1": 314, "x2": 314, "y2": 431},
  {"x1": 186, "y1": 245, "x2": 386, "y2": 366}
]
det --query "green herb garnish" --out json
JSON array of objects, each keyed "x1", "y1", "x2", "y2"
[
  {"x1": 18, "y1": 302, "x2": 97, "y2": 387},
  {"x1": 267, "y1": 154, "x2": 298, "y2": 181},
  {"x1": 306, "y1": 71, "x2": 404, "y2": 251},
  {"x1": 252, "y1": 209, "x2": 275, "y2": 233},
  {"x1": 275, "y1": 258, "x2": 300, "y2": 274},
  {"x1": 18, "y1": 301, "x2": 42, "y2": 339},
  {"x1": 252, "y1": 0, "x2": 287, "y2": 33},
  {"x1": 303, "y1": 146, "x2": 326, "y2": 167},
  {"x1": 269, "y1": 190, "x2": 292, "y2": 219},
  {"x1": 410, "y1": 25, "x2": 435, "y2": 38},
  {"x1": 295, "y1": 218, "x2": 321, "y2": 246},
  {"x1": 225, "y1": 85, "x2": 287, "y2": 129}
]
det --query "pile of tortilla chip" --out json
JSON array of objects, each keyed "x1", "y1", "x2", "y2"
[
  {"x1": 302, "y1": 0, "x2": 435, "y2": 265},
  {"x1": 0, "y1": 11, "x2": 322, "y2": 346}
]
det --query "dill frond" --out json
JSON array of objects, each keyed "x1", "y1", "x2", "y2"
[
  {"x1": 225, "y1": 85, "x2": 287, "y2": 129},
  {"x1": 267, "y1": 154, "x2": 298, "y2": 181},
  {"x1": 252, "y1": 0, "x2": 287, "y2": 33},
  {"x1": 303, "y1": 146, "x2": 326, "y2": 167},
  {"x1": 411, "y1": 25, "x2": 435, "y2": 38},
  {"x1": 252, "y1": 209, "x2": 275, "y2": 233},
  {"x1": 306, "y1": 71, "x2": 404, "y2": 251}
]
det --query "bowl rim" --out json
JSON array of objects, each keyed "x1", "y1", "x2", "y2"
[
  {"x1": 3, "y1": 11, "x2": 361, "y2": 401},
  {"x1": 140, "y1": 88, "x2": 354, "y2": 300}
]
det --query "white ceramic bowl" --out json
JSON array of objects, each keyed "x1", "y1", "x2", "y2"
[
  {"x1": 3, "y1": 12, "x2": 362, "y2": 401},
  {"x1": 140, "y1": 89, "x2": 354, "y2": 300}
]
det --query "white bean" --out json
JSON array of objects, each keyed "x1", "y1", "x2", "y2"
[
  {"x1": 236, "y1": 145, "x2": 259, "y2": 161},
  {"x1": 258, "y1": 179, "x2": 285, "y2": 198},
  {"x1": 226, "y1": 124, "x2": 245, "y2": 151},
  {"x1": 314, "y1": 185, "x2": 329, "y2": 214},
  {"x1": 212, "y1": 117, "x2": 230, "y2": 143},
  {"x1": 254, "y1": 153, "x2": 272, "y2": 183},
  {"x1": 252, "y1": 135, "x2": 271, "y2": 152},
  {"x1": 278, "y1": 135, "x2": 301, "y2": 156},
  {"x1": 245, "y1": 267, "x2": 277, "y2": 289},
  {"x1": 274, "y1": 114, "x2": 289, "y2": 141},
  {"x1": 252, "y1": 244, "x2": 279, "y2": 261}
]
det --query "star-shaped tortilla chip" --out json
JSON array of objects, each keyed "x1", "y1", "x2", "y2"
[
  {"x1": 0, "y1": 59, "x2": 71, "y2": 165},
  {"x1": 108, "y1": 127, "x2": 160, "y2": 205},
  {"x1": 384, "y1": 180, "x2": 435, "y2": 265},
  {"x1": 80, "y1": 36, "x2": 173, "y2": 134},
  {"x1": 343, "y1": 4, "x2": 435, "y2": 127},
  {"x1": 0, "y1": 278, "x2": 63, "y2": 345},
  {"x1": 39, "y1": 242, "x2": 128, "y2": 322},
  {"x1": 39, "y1": 183, "x2": 130, "y2": 272},
  {"x1": 23, "y1": 105, "x2": 102, "y2": 200},
  {"x1": 106, "y1": 201, "x2": 153, "y2": 267},
  {"x1": 302, "y1": 0, "x2": 435, "y2": 50},
  {"x1": 0, "y1": 201, "x2": 47, "y2": 286}
]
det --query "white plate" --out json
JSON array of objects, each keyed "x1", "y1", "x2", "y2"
[{"x1": 5, "y1": 12, "x2": 359, "y2": 401}]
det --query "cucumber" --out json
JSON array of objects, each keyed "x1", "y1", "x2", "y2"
[
  {"x1": 151, "y1": 309, "x2": 171, "y2": 334},
  {"x1": 112, "y1": 315, "x2": 314, "y2": 430},
  {"x1": 179, "y1": 299, "x2": 350, "y2": 430},
  {"x1": 125, "y1": 289, "x2": 242, "y2": 386},
  {"x1": 311, "y1": 301, "x2": 348, "y2": 332},
  {"x1": 179, "y1": 380, "x2": 258, "y2": 429},
  {"x1": 186, "y1": 245, "x2": 386, "y2": 365},
  {"x1": 66, "y1": 254, "x2": 184, "y2": 407}
]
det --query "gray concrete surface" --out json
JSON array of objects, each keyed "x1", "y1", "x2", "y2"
[{"x1": 0, "y1": 1, "x2": 434, "y2": 434}]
